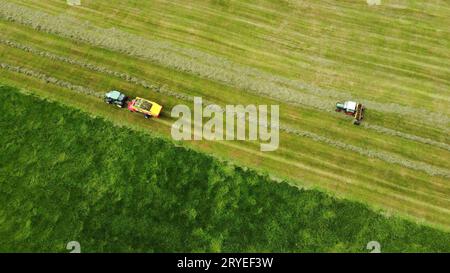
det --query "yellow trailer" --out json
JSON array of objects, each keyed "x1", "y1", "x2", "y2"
[{"x1": 127, "y1": 97, "x2": 163, "y2": 118}]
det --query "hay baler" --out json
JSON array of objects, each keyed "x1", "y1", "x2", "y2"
[{"x1": 128, "y1": 97, "x2": 163, "y2": 118}]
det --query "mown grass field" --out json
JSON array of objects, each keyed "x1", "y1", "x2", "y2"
[
  {"x1": 1, "y1": 85, "x2": 450, "y2": 252},
  {"x1": 0, "y1": 0, "x2": 449, "y2": 231}
]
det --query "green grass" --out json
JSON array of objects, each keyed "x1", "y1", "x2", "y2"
[
  {"x1": 1, "y1": 84, "x2": 450, "y2": 253},
  {"x1": 0, "y1": 0, "x2": 448, "y2": 230}
]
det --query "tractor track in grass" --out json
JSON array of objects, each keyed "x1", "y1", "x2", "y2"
[
  {"x1": 1, "y1": 1, "x2": 448, "y2": 128},
  {"x1": 361, "y1": 124, "x2": 450, "y2": 152},
  {"x1": 1, "y1": 60, "x2": 449, "y2": 179},
  {"x1": 1, "y1": 37, "x2": 449, "y2": 156}
]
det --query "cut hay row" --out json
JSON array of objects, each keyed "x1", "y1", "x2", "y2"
[
  {"x1": 0, "y1": 39, "x2": 193, "y2": 103},
  {"x1": 281, "y1": 126, "x2": 450, "y2": 178},
  {"x1": 0, "y1": 62, "x2": 100, "y2": 98},
  {"x1": 1, "y1": 60, "x2": 448, "y2": 179},
  {"x1": 0, "y1": 1, "x2": 447, "y2": 128},
  {"x1": 362, "y1": 124, "x2": 450, "y2": 152}
]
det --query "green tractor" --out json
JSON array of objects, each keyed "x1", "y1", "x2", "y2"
[
  {"x1": 335, "y1": 101, "x2": 365, "y2": 125},
  {"x1": 104, "y1": 90, "x2": 128, "y2": 108}
]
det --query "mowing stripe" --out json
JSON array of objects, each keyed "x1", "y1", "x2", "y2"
[
  {"x1": 0, "y1": 62, "x2": 101, "y2": 98},
  {"x1": 279, "y1": 125, "x2": 450, "y2": 178},
  {"x1": 362, "y1": 123, "x2": 450, "y2": 152}
]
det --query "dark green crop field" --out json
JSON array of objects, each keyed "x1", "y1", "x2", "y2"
[{"x1": 0, "y1": 85, "x2": 449, "y2": 252}]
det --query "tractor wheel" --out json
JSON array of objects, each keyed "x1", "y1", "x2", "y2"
[{"x1": 144, "y1": 114, "x2": 151, "y2": 119}]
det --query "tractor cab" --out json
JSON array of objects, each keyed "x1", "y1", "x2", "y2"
[
  {"x1": 104, "y1": 90, "x2": 128, "y2": 108},
  {"x1": 336, "y1": 101, "x2": 357, "y2": 114}
]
